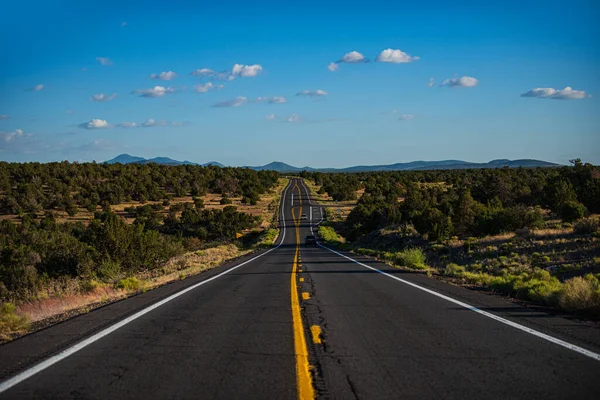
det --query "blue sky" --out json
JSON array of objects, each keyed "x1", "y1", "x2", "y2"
[{"x1": 0, "y1": 0, "x2": 598, "y2": 167}]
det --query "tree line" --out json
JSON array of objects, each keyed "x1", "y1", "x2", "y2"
[
  {"x1": 0, "y1": 162, "x2": 280, "y2": 302},
  {"x1": 305, "y1": 159, "x2": 600, "y2": 241}
]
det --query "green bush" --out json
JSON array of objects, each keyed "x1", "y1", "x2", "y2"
[
  {"x1": 0, "y1": 302, "x2": 29, "y2": 340},
  {"x1": 116, "y1": 277, "x2": 142, "y2": 291},
  {"x1": 318, "y1": 225, "x2": 344, "y2": 245},
  {"x1": 559, "y1": 275, "x2": 600, "y2": 312},
  {"x1": 573, "y1": 217, "x2": 600, "y2": 234},
  {"x1": 559, "y1": 201, "x2": 587, "y2": 222},
  {"x1": 394, "y1": 247, "x2": 427, "y2": 270}
]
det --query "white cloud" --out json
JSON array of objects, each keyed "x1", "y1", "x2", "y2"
[
  {"x1": 31, "y1": 84, "x2": 44, "y2": 91},
  {"x1": 296, "y1": 89, "x2": 328, "y2": 97},
  {"x1": 90, "y1": 93, "x2": 117, "y2": 102},
  {"x1": 427, "y1": 77, "x2": 435, "y2": 87},
  {"x1": 118, "y1": 119, "x2": 185, "y2": 128},
  {"x1": 119, "y1": 121, "x2": 137, "y2": 128},
  {"x1": 96, "y1": 57, "x2": 113, "y2": 66},
  {"x1": 256, "y1": 96, "x2": 287, "y2": 104},
  {"x1": 265, "y1": 114, "x2": 276, "y2": 121},
  {"x1": 440, "y1": 76, "x2": 479, "y2": 88},
  {"x1": 213, "y1": 96, "x2": 249, "y2": 107},
  {"x1": 375, "y1": 48, "x2": 419, "y2": 63},
  {"x1": 194, "y1": 82, "x2": 224, "y2": 92},
  {"x1": 141, "y1": 119, "x2": 165, "y2": 127},
  {"x1": 80, "y1": 119, "x2": 112, "y2": 129},
  {"x1": 399, "y1": 114, "x2": 414, "y2": 121},
  {"x1": 191, "y1": 68, "x2": 215, "y2": 77},
  {"x1": 121, "y1": 21, "x2": 127, "y2": 27},
  {"x1": 66, "y1": 110, "x2": 73, "y2": 114},
  {"x1": 286, "y1": 114, "x2": 302, "y2": 123},
  {"x1": 150, "y1": 71, "x2": 178, "y2": 80},
  {"x1": 520, "y1": 86, "x2": 589, "y2": 100},
  {"x1": 232, "y1": 64, "x2": 263, "y2": 77},
  {"x1": 2, "y1": 129, "x2": 25, "y2": 142},
  {"x1": 339, "y1": 51, "x2": 366, "y2": 63},
  {"x1": 132, "y1": 86, "x2": 175, "y2": 98},
  {"x1": 0, "y1": 114, "x2": 8, "y2": 120},
  {"x1": 328, "y1": 62, "x2": 339, "y2": 72}
]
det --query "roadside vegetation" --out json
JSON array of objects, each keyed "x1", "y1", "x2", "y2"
[
  {"x1": 306, "y1": 159, "x2": 600, "y2": 317},
  {"x1": 0, "y1": 162, "x2": 286, "y2": 341}
]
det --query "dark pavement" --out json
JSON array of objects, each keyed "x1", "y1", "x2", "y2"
[{"x1": 1, "y1": 178, "x2": 599, "y2": 399}]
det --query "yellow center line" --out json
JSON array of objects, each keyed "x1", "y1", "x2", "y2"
[
  {"x1": 310, "y1": 326, "x2": 322, "y2": 344},
  {"x1": 290, "y1": 182, "x2": 314, "y2": 400}
]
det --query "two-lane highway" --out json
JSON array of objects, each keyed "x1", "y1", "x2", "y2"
[{"x1": 1, "y1": 178, "x2": 599, "y2": 399}]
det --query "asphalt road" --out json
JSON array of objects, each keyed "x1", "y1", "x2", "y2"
[{"x1": 1, "y1": 178, "x2": 600, "y2": 399}]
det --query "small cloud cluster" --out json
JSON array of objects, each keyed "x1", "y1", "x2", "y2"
[
  {"x1": 191, "y1": 64, "x2": 263, "y2": 81},
  {"x1": 440, "y1": 76, "x2": 479, "y2": 88},
  {"x1": 520, "y1": 86, "x2": 589, "y2": 100},
  {"x1": 80, "y1": 119, "x2": 112, "y2": 129},
  {"x1": 213, "y1": 96, "x2": 249, "y2": 107},
  {"x1": 329, "y1": 48, "x2": 418, "y2": 71},
  {"x1": 80, "y1": 118, "x2": 186, "y2": 129},
  {"x1": 232, "y1": 64, "x2": 263, "y2": 77},
  {"x1": 296, "y1": 90, "x2": 328, "y2": 97},
  {"x1": 194, "y1": 82, "x2": 224, "y2": 93},
  {"x1": 90, "y1": 93, "x2": 117, "y2": 102},
  {"x1": 256, "y1": 96, "x2": 287, "y2": 104},
  {"x1": 265, "y1": 114, "x2": 302, "y2": 123},
  {"x1": 375, "y1": 48, "x2": 419, "y2": 63},
  {"x1": 96, "y1": 57, "x2": 113, "y2": 66},
  {"x1": 119, "y1": 119, "x2": 186, "y2": 128},
  {"x1": 2, "y1": 128, "x2": 25, "y2": 142},
  {"x1": 30, "y1": 84, "x2": 44, "y2": 91},
  {"x1": 213, "y1": 95, "x2": 287, "y2": 107},
  {"x1": 0, "y1": 114, "x2": 9, "y2": 120},
  {"x1": 132, "y1": 86, "x2": 175, "y2": 98},
  {"x1": 427, "y1": 77, "x2": 435, "y2": 87},
  {"x1": 150, "y1": 71, "x2": 178, "y2": 81},
  {"x1": 398, "y1": 114, "x2": 414, "y2": 121}
]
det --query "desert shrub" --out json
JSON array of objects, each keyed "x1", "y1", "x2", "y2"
[
  {"x1": 559, "y1": 201, "x2": 587, "y2": 222},
  {"x1": 559, "y1": 275, "x2": 600, "y2": 313},
  {"x1": 573, "y1": 217, "x2": 600, "y2": 234},
  {"x1": 395, "y1": 247, "x2": 427, "y2": 270},
  {"x1": 444, "y1": 263, "x2": 466, "y2": 276},
  {"x1": 318, "y1": 225, "x2": 344, "y2": 245},
  {"x1": 0, "y1": 302, "x2": 29, "y2": 340},
  {"x1": 116, "y1": 277, "x2": 142, "y2": 291},
  {"x1": 96, "y1": 260, "x2": 121, "y2": 281}
]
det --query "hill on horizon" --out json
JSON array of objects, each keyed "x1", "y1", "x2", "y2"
[{"x1": 104, "y1": 154, "x2": 559, "y2": 171}]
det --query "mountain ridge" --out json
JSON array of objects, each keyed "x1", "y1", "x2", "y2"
[{"x1": 104, "y1": 154, "x2": 559, "y2": 171}]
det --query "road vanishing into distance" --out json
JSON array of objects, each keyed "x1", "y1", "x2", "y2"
[{"x1": 1, "y1": 178, "x2": 600, "y2": 399}]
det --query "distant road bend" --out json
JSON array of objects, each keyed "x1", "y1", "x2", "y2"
[{"x1": 1, "y1": 178, "x2": 600, "y2": 399}]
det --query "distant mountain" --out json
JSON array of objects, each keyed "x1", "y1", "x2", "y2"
[
  {"x1": 248, "y1": 159, "x2": 560, "y2": 173},
  {"x1": 105, "y1": 154, "x2": 146, "y2": 164},
  {"x1": 104, "y1": 155, "x2": 559, "y2": 171},
  {"x1": 104, "y1": 154, "x2": 219, "y2": 167},
  {"x1": 202, "y1": 161, "x2": 225, "y2": 167},
  {"x1": 246, "y1": 161, "x2": 315, "y2": 173}
]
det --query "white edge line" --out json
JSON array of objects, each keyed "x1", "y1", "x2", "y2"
[
  {"x1": 0, "y1": 180, "x2": 293, "y2": 394},
  {"x1": 297, "y1": 179, "x2": 600, "y2": 362}
]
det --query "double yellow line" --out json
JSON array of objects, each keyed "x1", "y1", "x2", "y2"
[{"x1": 290, "y1": 180, "x2": 315, "y2": 400}]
